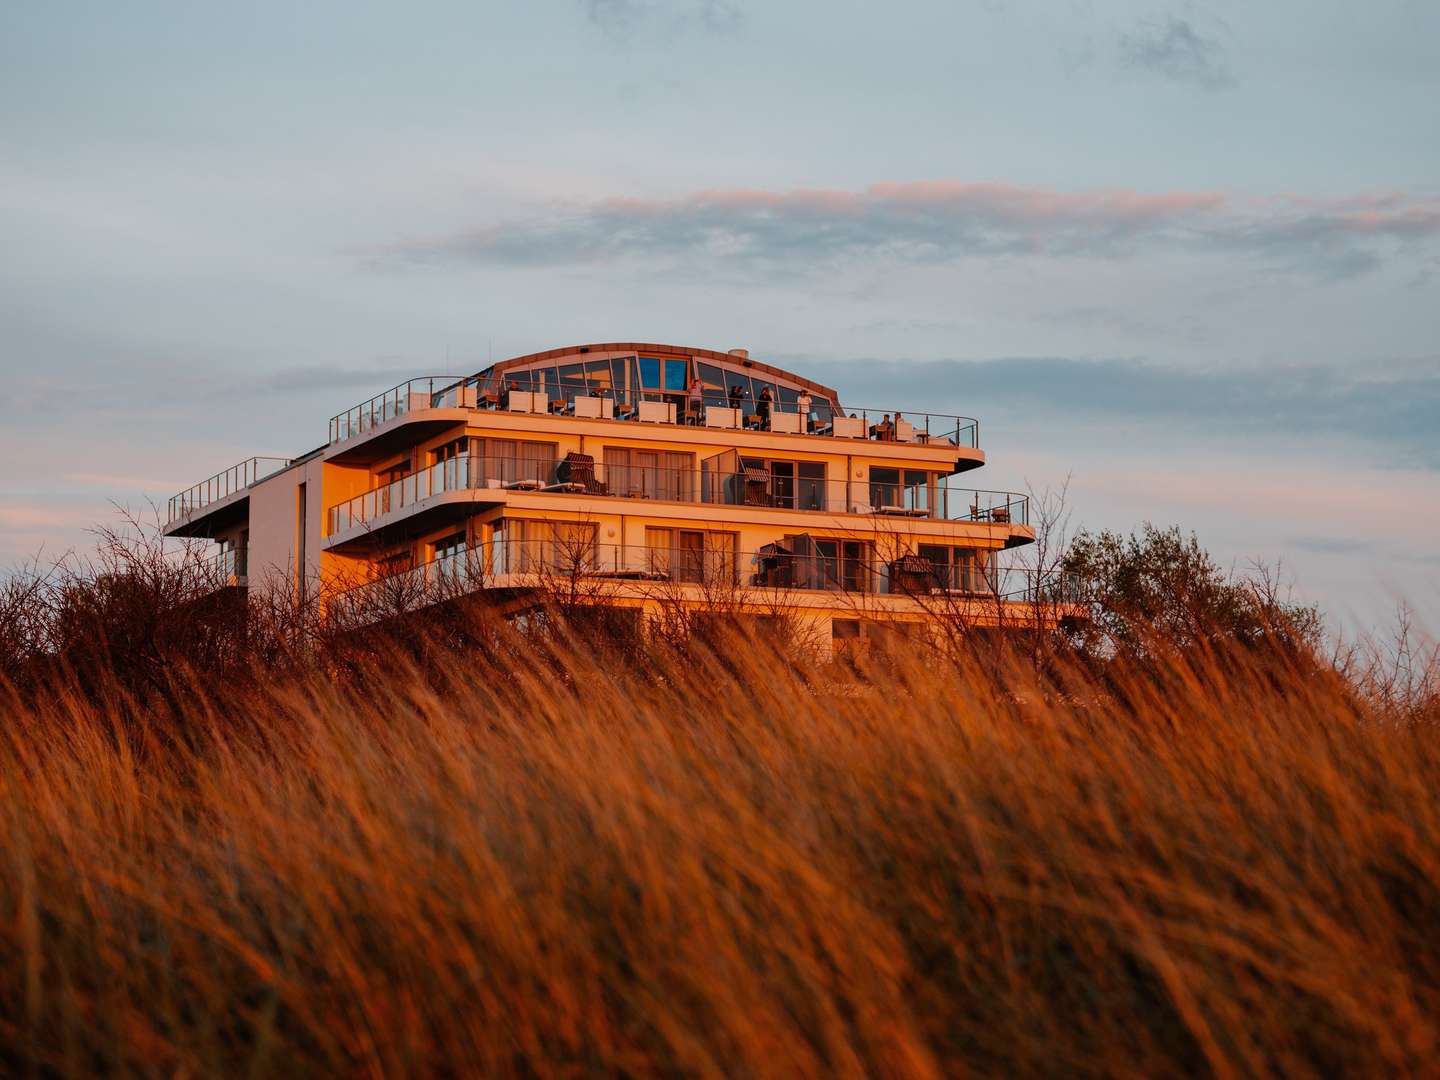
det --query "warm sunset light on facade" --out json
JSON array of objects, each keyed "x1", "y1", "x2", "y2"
[{"x1": 163, "y1": 343, "x2": 1085, "y2": 645}]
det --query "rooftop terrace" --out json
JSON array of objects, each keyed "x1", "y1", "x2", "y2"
[{"x1": 326, "y1": 376, "x2": 980, "y2": 450}]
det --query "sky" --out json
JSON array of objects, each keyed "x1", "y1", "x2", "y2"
[{"x1": 3, "y1": 0, "x2": 1438, "y2": 634}]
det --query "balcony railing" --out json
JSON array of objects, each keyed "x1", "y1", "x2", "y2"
[
  {"x1": 326, "y1": 375, "x2": 980, "y2": 450},
  {"x1": 325, "y1": 454, "x2": 1029, "y2": 536},
  {"x1": 328, "y1": 376, "x2": 470, "y2": 444},
  {"x1": 329, "y1": 540, "x2": 1090, "y2": 621},
  {"x1": 201, "y1": 545, "x2": 248, "y2": 582},
  {"x1": 168, "y1": 457, "x2": 290, "y2": 524}
]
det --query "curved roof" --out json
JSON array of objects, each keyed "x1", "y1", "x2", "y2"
[{"x1": 475, "y1": 342, "x2": 841, "y2": 402}]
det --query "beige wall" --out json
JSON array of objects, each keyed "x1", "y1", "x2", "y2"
[{"x1": 246, "y1": 456, "x2": 327, "y2": 600}]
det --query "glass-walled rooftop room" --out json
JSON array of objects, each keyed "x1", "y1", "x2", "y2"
[{"x1": 477, "y1": 353, "x2": 840, "y2": 425}]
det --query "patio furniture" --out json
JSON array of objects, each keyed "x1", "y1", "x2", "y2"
[
  {"x1": 637, "y1": 400, "x2": 676, "y2": 423},
  {"x1": 743, "y1": 465, "x2": 772, "y2": 506},
  {"x1": 769, "y1": 411, "x2": 802, "y2": 434},
  {"x1": 890, "y1": 554, "x2": 936, "y2": 596},
  {"x1": 830, "y1": 416, "x2": 865, "y2": 438},
  {"x1": 705, "y1": 406, "x2": 742, "y2": 428},
  {"x1": 573, "y1": 395, "x2": 614, "y2": 419},
  {"x1": 556, "y1": 451, "x2": 609, "y2": 495}
]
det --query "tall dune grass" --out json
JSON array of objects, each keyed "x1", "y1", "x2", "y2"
[{"x1": 2, "y1": 609, "x2": 1438, "y2": 1077}]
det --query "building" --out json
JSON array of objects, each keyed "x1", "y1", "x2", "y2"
[{"x1": 162, "y1": 342, "x2": 1084, "y2": 646}]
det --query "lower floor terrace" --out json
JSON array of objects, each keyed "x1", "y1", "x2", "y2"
[
  {"x1": 326, "y1": 537, "x2": 1091, "y2": 630},
  {"x1": 325, "y1": 450, "x2": 1029, "y2": 544}
]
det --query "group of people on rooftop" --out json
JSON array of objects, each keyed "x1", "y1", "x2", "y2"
[{"x1": 499, "y1": 375, "x2": 909, "y2": 440}]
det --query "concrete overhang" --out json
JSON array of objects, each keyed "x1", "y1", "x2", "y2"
[{"x1": 163, "y1": 489, "x2": 252, "y2": 539}]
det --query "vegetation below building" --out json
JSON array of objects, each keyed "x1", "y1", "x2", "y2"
[{"x1": 0, "y1": 521, "x2": 1436, "y2": 1075}]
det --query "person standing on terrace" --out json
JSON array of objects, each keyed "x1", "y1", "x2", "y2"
[
  {"x1": 688, "y1": 376, "x2": 704, "y2": 425},
  {"x1": 728, "y1": 383, "x2": 745, "y2": 411},
  {"x1": 757, "y1": 385, "x2": 774, "y2": 430},
  {"x1": 796, "y1": 388, "x2": 813, "y2": 432}
]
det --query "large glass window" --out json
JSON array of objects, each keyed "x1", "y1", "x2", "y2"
[
  {"x1": 696, "y1": 362, "x2": 728, "y2": 408},
  {"x1": 584, "y1": 359, "x2": 613, "y2": 392},
  {"x1": 664, "y1": 359, "x2": 688, "y2": 392},
  {"x1": 869, "y1": 467, "x2": 932, "y2": 511},
  {"x1": 730, "y1": 458, "x2": 827, "y2": 511},
  {"x1": 771, "y1": 461, "x2": 795, "y2": 509},
  {"x1": 730, "y1": 375, "x2": 756, "y2": 417},
  {"x1": 507, "y1": 520, "x2": 596, "y2": 574},
  {"x1": 603, "y1": 448, "x2": 694, "y2": 501},
  {"x1": 639, "y1": 356, "x2": 661, "y2": 389},
  {"x1": 815, "y1": 539, "x2": 871, "y2": 592},
  {"x1": 916, "y1": 545, "x2": 991, "y2": 592},
  {"x1": 797, "y1": 462, "x2": 826, "y2": 511},
  {"x1": 645, "y1": 528, "x2": 737, "y2": 585},
  {"x1": 473, "y1": 439, "x2": 557, "y2": 484},
  {"x1": 869, "y1": 467, "x2": 899, "y2": 509}
]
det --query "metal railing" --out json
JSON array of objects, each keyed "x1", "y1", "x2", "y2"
[
  {"x1": 327, "y1": 376, "x2": 469, "y2": 444},
  {"x1": 329, "y1": 540, "x2": 1091, "y2": 620},
  {"x1": 326, "y1": 374, "x2": 980, "y2": 449},
  {"x1": 325, "y1": 454, "x2": 1029, "y2": 536},
  {"x1": 168, "y1": 457, "x2": 290, "y2": 524},
  {"x1": 200, "y1": 545, "x2": 248, "y2": 582}
]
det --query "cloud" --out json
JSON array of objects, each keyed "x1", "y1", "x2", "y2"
[
  {"x1": 375, "y1": 181, "x2": 1440, "y2": 281},
  {"x1": 803, "y1": 354, "x2": 1440, "y2": 470},
  {"x1": 1117, "y1": 14, "x2": 1234, "y2": 89},
  {"x1": 579, "y1": 0, "x2": 743, "y2": 40}
]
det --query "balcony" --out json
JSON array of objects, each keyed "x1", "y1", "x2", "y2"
[
  {"x1": 328, "y1": 539, "x2": 1090, "y2": 623},
  {"x1": 202, "y1": 545, "x2": 247, "y2": 585},
  {"x1": 324, "y1": 453, "x2": 1030, "y2": 540},
  {"x1": 327, "y1": 376, "x2": 470, "y2": 444},
  {"x1": 166, "y1": 456, "x2": 291, "y2": 535},
  {"x1": 326, "y1": 376, "x2": 981, "y2": 451}
]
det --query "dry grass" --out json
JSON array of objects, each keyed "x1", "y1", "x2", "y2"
[{"x1": 1, "y1": 614, "x2": 1439, "y2": 1077}]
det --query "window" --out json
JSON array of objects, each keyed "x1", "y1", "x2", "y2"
[
  {"x1": 771, "y1": 461, "x2": 794, "y2": 508},
  {"x1": 639, "y1": 356, "x2": 689, "y2": 406},
  {"x1": 433, "y1": 531, "x2": 470, "y2": 581},
  {"x1": 431, "y1": 438, "x2": 472, "y2": 494},
  {"x1": 507, "y1": 520, "x2": 596, "y2": 574},
  {"x1": 558, "y1": 363, "x2": 584, "y2": 401},
  {"x1": 815, "y1": 539, "x2": 871, "y2": 592},
  {"x1": 434, "y1": 531, "x2": 467, "y2": 560},
  {"x1": 916, "y1": 545, "x2": 991, "y2": 593},
  {"x1": 375, "y1": 459, "x2": 410, "y2": 514},
  {"x1": 696, "y1": 362, "x2": 728, "y2": 408},
  {"x1": 474, "y1": 440, "x2": 557, "y2": 484},
  {"x1": 797, "y1": 462, "x2": 826, "y2": 511},
  {"x1": 832, "y1": 618, "x2": 861, "y2": 640},
  {"x1": 869, "y1": 468, "x2": 933, "y2": 512},
  {"x1": 646, "y1": 528, "x2": 737, "y2": 585},
  {"x1": 740, "y1": 458, "x2": 826, "y2": 511},
  {"x1": 603, "y1": 448, "x2": 694, "y2": 501},
  {"x1": 433, "y1": 438, "x2": 465, "y2": 463},
  {"x1": 611, "y1": 356, "x2": 633, "y2": 397},
  {"x1": 584, "y1": 359, "x2": 613, "y2": 392}
]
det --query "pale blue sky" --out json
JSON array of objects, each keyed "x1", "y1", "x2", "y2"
[{"x1": 3, "y1": 1, "x2": 1438, "y2": 630}]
